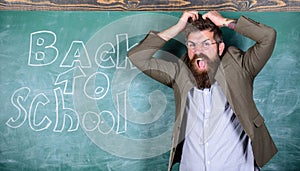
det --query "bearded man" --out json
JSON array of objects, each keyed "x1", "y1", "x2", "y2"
[{"x1": 128, "y1": 11, "x2": 277, "y2": 171}]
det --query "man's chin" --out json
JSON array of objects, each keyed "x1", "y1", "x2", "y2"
[
  {"x1": 195, "y1": 67, "x2": 208, "y2": 75},
  {"x1": 197, "y1": 68, "x2": 207, "y2": 73}
]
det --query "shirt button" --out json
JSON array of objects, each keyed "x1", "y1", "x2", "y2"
[
  {"x1": 204, "y1": 90, "x2": 209, "y2": 95},
  {"x1": 207, "y1": 161, "x2": 210, "y2": 165}
]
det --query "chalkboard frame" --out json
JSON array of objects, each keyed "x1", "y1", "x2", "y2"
[{"x1": 0, "y1": 0, "x2": 300, "y2": 11}]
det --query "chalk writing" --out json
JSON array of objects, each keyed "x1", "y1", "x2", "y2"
[
  {"x1": 53, "y1": 87, "x2": 79, "y2": 132},
  {"x1": 6, "y1": 87, "x2": 30, "y2": 128},
  {"x1": 7, "y1": 30, "x2": 134, "y2": 135},
  {"x1": 4, "y1": 12, "x2": 183, "y2": 160},
  {"x1": 28, "y1": 30, "x2": 58, "y2": 66}
]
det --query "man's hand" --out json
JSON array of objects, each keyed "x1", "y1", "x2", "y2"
[
  {"x1": 158, "y1": 10, "x2": 199, "y2": 41},
  {"x1": 202, "y1": 11, "x2": 235, "y2": 28},
  {"x1": 176, "y1": 11, "x2": 199, "y2": 32}
]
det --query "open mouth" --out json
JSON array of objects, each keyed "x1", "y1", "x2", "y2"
[{"x1": 196, "y1": 58, "x2": 207, "y2": 70}]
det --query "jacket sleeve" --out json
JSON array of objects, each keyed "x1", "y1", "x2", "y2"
[
  {"x1": 233, "y1": 16, "x2": 276, "y2": 77},
  {"x1": 127, "y1": 31, "x2": 179, "y2": 87}
]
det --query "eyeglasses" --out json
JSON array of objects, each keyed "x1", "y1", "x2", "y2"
[{"x1": 186, "y1": 40, "x2": 217, "y2": 50}]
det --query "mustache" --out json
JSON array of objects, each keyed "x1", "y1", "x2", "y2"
[
  {"x1": 192, "y1": 53, "x2": 210, "y2": 61},
  {"x1": 191, "y1": 53, "x2": 212, "y2": 69}
]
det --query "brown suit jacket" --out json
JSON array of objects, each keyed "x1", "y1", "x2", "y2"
[{"x1": 128, "y1": 15, "x2": 278, "y2": 170}]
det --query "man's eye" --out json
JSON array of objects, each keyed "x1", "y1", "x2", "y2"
[
  {"x1": 203, "y1": 42, "x2": 210, "y2": 47},
  {"x1": 189, "y1": 43, "x2": 195, "y2": 47}
]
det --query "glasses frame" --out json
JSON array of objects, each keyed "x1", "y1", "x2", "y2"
[{"x1": 186, "y1": 40, "x2": 218, "y2": 50}]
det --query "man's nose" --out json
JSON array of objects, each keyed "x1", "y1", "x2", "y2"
[{"x1": 193, "y1": 45, "x2": 204, "y2": 55}]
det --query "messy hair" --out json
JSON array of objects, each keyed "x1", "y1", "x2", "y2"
[{"x1": 184, "y1": 13, "x2": 223, "y2": 44}]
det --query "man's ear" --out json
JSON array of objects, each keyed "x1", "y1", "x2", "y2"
[{"x1": 218, "y1": 42, "x2": 225, "y2": 56}]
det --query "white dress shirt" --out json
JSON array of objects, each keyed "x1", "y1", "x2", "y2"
[{"x1": 180, "y1": 83, "x2": 259, "y2": 171}]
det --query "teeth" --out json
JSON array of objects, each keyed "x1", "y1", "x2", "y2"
[
  {"x1": 196, "y1": 58, "x2": 203, "y2": 65},
  {"x1": 196, "y1": 58, "x2": 206, "y2": 69},
  {"x1": 196, "y1": 58, "x2": 204, "y2": 64}
]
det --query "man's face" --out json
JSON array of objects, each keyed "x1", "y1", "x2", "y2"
[
  {"x1": 186, "y1": 30, "x2": 224, "y2": 88},
  {"x1": 187, "y1": 30, "x2": 223, "y2": 73}
]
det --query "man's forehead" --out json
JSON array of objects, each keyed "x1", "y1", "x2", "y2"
[{"x1": 188, "y1": 30, "x2": 214, "y2": 41}]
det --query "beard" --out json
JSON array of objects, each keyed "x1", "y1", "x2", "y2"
[{"x1": 189, "y1": 53, "x2": 220, "y2": 89}]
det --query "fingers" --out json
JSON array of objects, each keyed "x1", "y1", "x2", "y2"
[
  {"x1": 202, "y1": 11, "x2": 225, "y2": 27},
  {"x1": 202, "y1": 12, "x2": 209, "y2": 20},
  {"x1": 186, "y1": 10, "x2": 222, "y2": 23},
  {"x1": 182, "y1": 10, "x2": 199, "y2": 21},
  {"x1": 178, "y1": 10, "x2": 225, "y2": 29},
  {"x1": 202, "y1": 11, "x2": 219, "y2": 20},
  {"x1": 188, "y1": 11, "x2": 199, "y2": 21}
]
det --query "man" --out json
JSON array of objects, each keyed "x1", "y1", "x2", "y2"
[{"x1": 128, "y1": 11, "x2": 277, "y2": 171}]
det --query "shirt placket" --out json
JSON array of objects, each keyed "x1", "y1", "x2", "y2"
[{"x1": 203, "y1": 88, "x2": 212, "y2": 171}]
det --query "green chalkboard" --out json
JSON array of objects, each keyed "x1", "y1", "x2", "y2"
[{"x1": 0, "y1": 11, "x2": 299, "y2": 171}]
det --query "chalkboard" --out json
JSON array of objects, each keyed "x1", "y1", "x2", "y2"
[{"x1": 0, "y1": 11, "x2": 299, "y2": 171}]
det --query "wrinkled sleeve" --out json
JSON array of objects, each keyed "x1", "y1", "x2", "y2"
[
  {"x1": 234, "y1": 16, "x2": 276, "y2": 77},
  {"x1": 127, "y1": 31, "x2": 179, "y2": 87}
]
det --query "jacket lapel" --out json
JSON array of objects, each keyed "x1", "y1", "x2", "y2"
[{"x1": 214, "y1": 62, "x2": 236, "y2": 113}]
